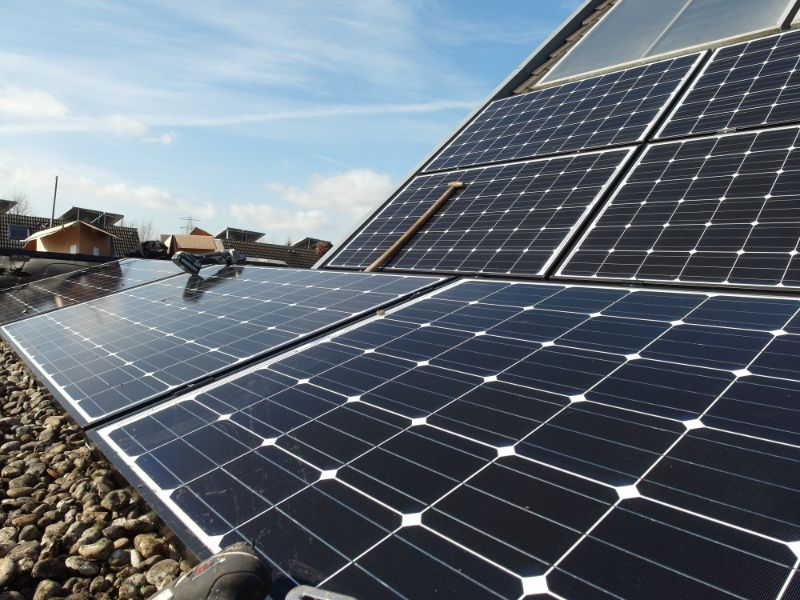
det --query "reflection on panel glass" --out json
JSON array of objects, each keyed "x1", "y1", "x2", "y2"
[
  {"x1": 544, "y1": 0, "x2": 792, "y2": 83},
  {"x1": 2, "y1": 267, "x2": 442, "y2": 425}
]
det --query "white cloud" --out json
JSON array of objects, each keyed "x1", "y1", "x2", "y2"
[
  {"x1": 102, "y1": 114, "x2": 149, "y2": 138},
  {"x1": 265, "y1": 169, "x2": 393, "y2": 217},
  {"x1": 146, "y1": 132, "x2": 176, "y2": 145},
  {"x1": 230, "y1": 168, "x2": 394, "y2": 240},
  {"x1": 229, "y1": 204, "x2": 327, "y2": 236},
  {"x1": 0, "y1": 85, "x2": 68, "y2": 119}
]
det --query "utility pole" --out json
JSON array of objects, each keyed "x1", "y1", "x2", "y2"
[{"x1": 50, "y1": 176, "x2": 59, "y2": 227}]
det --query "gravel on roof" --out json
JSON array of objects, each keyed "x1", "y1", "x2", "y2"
[{"x1": 0, "y1": 341, "x2": 193, "y2": 600}]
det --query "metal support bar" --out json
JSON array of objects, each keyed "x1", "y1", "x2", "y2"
[{"x1": 364, "y1": 181, "x2": 464, "y2": 272}]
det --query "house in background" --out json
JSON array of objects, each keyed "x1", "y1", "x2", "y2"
[
  {"x1": 0, "y1": 201, "x2": 140, "y2": 257},
  {"x1": 214, "y1": 227, "x2": 329, "y2": 268}
]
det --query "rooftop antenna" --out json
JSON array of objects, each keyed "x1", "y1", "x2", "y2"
[
  {"x1": 180, "y1": 216, "x2": 197, "y2": 234},
  {"x1": 50, "y1": 176, "x2": 59, "y2": 227}
]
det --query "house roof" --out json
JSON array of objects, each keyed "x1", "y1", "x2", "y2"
[
  {"x1": 24, "y1": 220, "x2": 119, "y2": 242},
  {"x1": 293, "y1": 237, "x2": 328, "y2": 249},
  {"x1": 189, "y1": 226, "x2": 213, "y2": 237},
  {"x1": 220, "y1": 239, "x2": 318, "y2": 268},
  {"x1": 58, "y1": 206, "x2": 124, "y2": 227},
  {"x1": 0, "y1": 200, "x2": 17, "y2": 215},
  {"x1": 215, "y1": 227, "x2": 265, "y2": 243}
]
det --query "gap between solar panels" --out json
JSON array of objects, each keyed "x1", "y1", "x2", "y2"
[
  {"x1": 0, "y1": 266, "x2": 449, "y2": 428},
  {"x1": 91, "y1": 278, "x2": 800, "y2": 599}
]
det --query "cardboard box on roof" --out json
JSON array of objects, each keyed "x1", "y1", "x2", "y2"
[
  {"x1": 23, "y1": 221, "x2": 117, "y2": 256},
  {"x1": 164, "y1": 234, "x2": 224, "y2": 255}
]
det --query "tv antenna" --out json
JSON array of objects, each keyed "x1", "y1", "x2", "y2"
[{"x1": 180, "y1": 216, "x2": 198, "y2": 233}]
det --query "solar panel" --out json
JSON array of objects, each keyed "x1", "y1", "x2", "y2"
[
  {"x1": 557, "y1": 125, "x2": 800, "y2": 288},
  {"x1": 658, "y1": 30, "x2": 800, "y2": 140},
  {"x1": 423, "y1": 53, "x2": 703, "y2": 173},
  {"x1": 327, "y1": 148, "x2": 633, "y2": 274},
  {"x1": 94, "y1": 279, "x2": 800, "y2": 599},
  {"x1": 1, "y1": 267, "x2": 443, "y2": 425},
  {"x1": 0, "y1": 258, "x2": 183, "y2": 326}
]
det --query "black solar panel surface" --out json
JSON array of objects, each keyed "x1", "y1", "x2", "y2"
[
  {"x1": 424, "y1": 53, "x2": 702, "y2": 173},
  {"x1": 328, "y1": 149, "x2": 633, "y2": 274},
  {"x1": 96, "y1": 280, "x2": 800, "y2": 600},
  {"x1": 558, "y1": 125, "x2": 800, "y2": 288},
  {"x1": 0, "y1": 259, "x2": 183, "y2": 326},
  {"x1": 1, "y1": 267, "x2": 442, "y2": 425},
  {"x1": 658, "y1": 29, "x2": 800, "y2": 140}
]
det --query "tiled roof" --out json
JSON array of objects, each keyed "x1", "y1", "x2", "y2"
[
  {"x1": 0, "y1": 214, "x2": 140, "y2": 257},
  {"x1": 220, "y1": 239, "x2": 319, "y2": 268}
]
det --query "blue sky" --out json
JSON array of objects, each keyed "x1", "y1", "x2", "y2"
[{"x1": 0, "y1": 1, "x2": 581, "y2": 244}]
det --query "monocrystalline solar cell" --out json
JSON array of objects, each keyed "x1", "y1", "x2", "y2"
[
  {"x1": 0, "y1": 258, "x2": 183, "y2": 326},
  {"x1": 423, "y1": 53, "x2": 702, "y2": 172},
  {"x1": 558, "y1": 125, "x2": 800, "y2": 289},
  {"x1": 94, "y1": 279, "x2": 800, "y2": 600},
  {"x1": 658, "y1": 29, "x2": 800, "y2": 140},
  {"x1": 328, "y1": 148, "x2": 633, "y2": 274},
  {"x1": 1, "y1": 267, "x2": 442, "y2": 425}
]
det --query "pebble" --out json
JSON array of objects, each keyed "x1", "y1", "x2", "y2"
[
  {"x1": 99, "y1": 490, "x2": 130, "y2": 512},
  {"x1": 0, "y1": 556, "x2": 16, "y2": 586},
  {"x1": 77, "y1": 537, "x2": 114, "y2": 561},
  {"x1": 145, "y1": 558, "x2": 179, "y2": 590},
  {"x1": 133, "y1": 534, "x2": 168, "y2": 559},
  {"x1": 31, "y1": 580, "x2": 63, "y2": 600},
  {"x1": 18, "y1": 524, "x2": 39, "y2": 541},
  {"x1": 64, "y1": 556, "x2": 99, "y2": 577},
  {"x1": 31, "y1": 557, "x2": 67, "y2": 580}
]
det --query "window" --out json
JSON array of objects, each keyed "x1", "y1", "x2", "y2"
[
  {"x1": 543, "y1": 0, "x2": 795, "y2": 83},
  {"x1": 8, "y1": 224, "x2": 30, "y2": 241}
]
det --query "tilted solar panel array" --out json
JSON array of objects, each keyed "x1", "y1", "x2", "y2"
[
  {"x1": 2, "y1": 267, "x2": 443, "y2": 425},
  {"x1": 657, "y1": 29, "x2": 800, "y2": 140},
  {"x1": 329, "y1": 148, "x2": 633, "y2": 275},
  {"x1": 558, "y1": 125, "x2": 800, "y2": 287},
  {"x1": 94, "y1": 280, "x2": 800, "y2": 599},
  {"x1": 0, "y1": 258, "x2": 183, "y2": 326},
  {"x1": 423, "y1": 53, "x2": 702, "y2": 172},
  {"x1": 328, "y1": 55, "x2": 704, "y2": 275},
  {"x1": 560, "y1": 29, "x2": 800, "y2": 290}
]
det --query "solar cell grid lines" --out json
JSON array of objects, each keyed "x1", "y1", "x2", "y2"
[
  {"x1": 328, "y1": 148, "x2": 634, "y2": 275},
  {"x1": 96, "y1": 279, "x2": 800, "y2": 600},
  {"x1": 1, "y1": 267, "x2": 442, "y2": 425},
  {"x1": 423, "y1": 52, "x2": 703, "y2": 173},
  {"x1": 558, "y1": 125, "x2": 800, "y2": 288},
  {"x1": 658, "y1": 29, "x2": 800, "y2": 140},
  {"x1": 0, "y1": 258, "x2": 183, "y2": 326}
]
